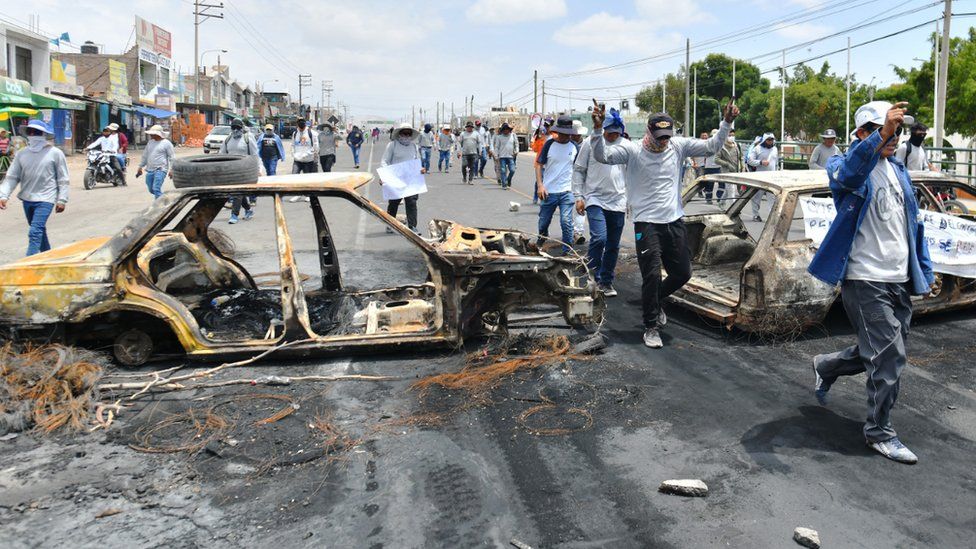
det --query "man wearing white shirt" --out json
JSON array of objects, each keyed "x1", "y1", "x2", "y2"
[{"x1": 85, "y1": 125, "x2": 124, "y2": 178}]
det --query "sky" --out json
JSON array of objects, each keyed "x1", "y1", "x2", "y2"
[{"x1": 14, "y1": 0, "x2": 970, "y2": 122}]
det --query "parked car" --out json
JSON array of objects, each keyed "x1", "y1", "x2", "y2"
[
  {"x1": 671, "y1": 170, "x2": 976, "y2": 333},
  {"x1": 202, "y1": 125, "x2": 231, "y2": 153},
  {"x1": 0, "y1": 157, "x2": 603, "y2": 366}
]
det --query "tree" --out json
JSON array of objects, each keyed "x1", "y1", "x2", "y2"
[
  {"x1": 635, "y1": 71, "x2": 687, "y2": 124},
  {"x1": 735, "y1": 87, "x2": 772, "y2": 139},
  {"x1": 688, "y1": 54, "x2": 769, "y2": 103}
]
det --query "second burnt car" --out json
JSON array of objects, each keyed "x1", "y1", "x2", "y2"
[
  {"x1": 0, "y1": 156, "x2": 603, "y2": 366},
  {"x1": 670, "y1": 169, "x2": 976, "y2": 333}
]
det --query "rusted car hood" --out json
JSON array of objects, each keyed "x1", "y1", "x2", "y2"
[
  {"x1": 426, "y1": 220, "x2": 564, "y2": 263},
  {"x1": 0, "y1": 237, "x2": 115, "y2": 286}
]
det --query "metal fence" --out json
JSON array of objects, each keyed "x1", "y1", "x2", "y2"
[{"x1": 739, "y1": 140, "x2": 976, "y2": 183}]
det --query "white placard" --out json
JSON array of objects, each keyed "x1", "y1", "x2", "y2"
[
  {"x1": 377, "y1": 159, "x2": 427, "y2": 201},
  {"x1": 798, "y1": 196, "x2": 976, "y2": 278}
]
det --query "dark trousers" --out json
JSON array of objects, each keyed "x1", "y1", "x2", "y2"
[
  {"x1": 231, "y1": 196, "x2": 251, "y2": 216},
  {"x1": 295, "y1": 160, "x2": 316, "y2": 174},
  {"x1": 462, "y1": 154, "x2": 478, "y2": 182},
  {"x1": 634, "y1": 220, "x2": 692, "y2": 328},
  {"x1": 320, "y1": 154, "x2": 336, "y2": 172},
  {"x1": 387, "y1": 194, "x2": 418, "y2": 230},
  {"x1": 815, "y1": 280, "x2": 912, "y2": 443}
]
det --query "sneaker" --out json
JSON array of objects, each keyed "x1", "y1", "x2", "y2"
[
  {"x1": 243, "y1": 209, "x2": 254, "y2": 221},
  {"x1": 302, "y1": 196, "x2": 311, "y2": 202},
  {"x1": 643, "y1": 327, "x2": 663, "y2": 348},
  {"x1": 535, "y1": 237, "x2": 546, "y2": 249},
  {"x1": 288, "y1": 196, "x2": 302, "y2": 203},
  {"x1": 574, "y1": 234, "x2": 586, "y2": 245},
  {"x1": 385, "y1": 226, "x2": 394, "y2": 234},
  {"x1": 813, "y1": 356, "x2": 834, "y2": 406},
  {"x1": 228, "y1": 214, "x2": 239, "y2": 224},
  {"x1": 355, "y1": 165, "x2": 360, "y2": 169},
  {"x1": 868, "y1": 437, "x2": 918, "y2": 464},
  {"x1": 599, "y1": 284, "x2": 617, "y2": 297},
  {"x1": 658, "y1": 309, "x2": 667, "y2": 327}
]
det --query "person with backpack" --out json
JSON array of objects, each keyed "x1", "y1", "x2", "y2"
[
  {"x1": 347, "y1": 126, "x2": 364, "y2": 168},
  {"x1": 220, "y1": 119, "x2": 259, "y2": 223},
  {"x1": 292, "y1": 117, "x2": 318, "y2": 175},
  {"x1": 535, "y1": 115, "x2": 580, "y2": 256},
  {"x1": 895, "y1": 122, "x2": 936, "y2": 171}
]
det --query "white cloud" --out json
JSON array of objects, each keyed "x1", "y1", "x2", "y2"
[
  {"x1": 466, "y1": 0, "x2": 567, "y2": 24},
  {"x1": 552, "y1": 12, "x2": 683, "y2": 55},
  {"x1": 634, "y1": 0, "x2": 714, "y2": 24}
]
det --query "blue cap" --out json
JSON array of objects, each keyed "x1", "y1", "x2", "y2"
[{"x1": 26, "y1": 120, "x2": 54, "y2": 134}]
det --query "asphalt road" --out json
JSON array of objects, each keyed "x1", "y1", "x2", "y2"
[{"x1": 1, "y1": 138, "x2": 974, "y2": 548}]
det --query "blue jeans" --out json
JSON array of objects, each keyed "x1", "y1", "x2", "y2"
[
  {"x1": 498, "y1": 157, "x2": 515, "y2": 188},
  {"x1": 585, "y1": 205, "x2": 626, "y2": 284},
  {"x1": 478, "y1": 148, "x2": 488, "y2": 175},
  {"x1": 22, "y1": 201, "x2": 54, "y2": 256},
  {"x1": 262, "y1": 156, "x2": 278, "y2": 176},
  {"x1": 538, "y1": 191, "x2": 574, "y2": 253},
  {"x1": 438, "y1": 150, "x2": 451, "y2": 171},
  {"x1": 350, "y1": 145, "x2": 361, "y2": 166},
  {"x1": 145, "y1": 169, "x2": 166, "y2": 198},
  {"x1": 420, "y1": 147, "x2": 432, "y2": 172}
]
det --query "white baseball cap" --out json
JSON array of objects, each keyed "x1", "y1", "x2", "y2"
[{"x1": 854, "y1": 101, "x2": 891, "y2": 130}]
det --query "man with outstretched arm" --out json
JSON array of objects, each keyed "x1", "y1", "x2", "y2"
[
  {"x1": 590, "y1": 99, "x2": 739, "y2": 349},
  {"x1": 808, "y1": 101, "x2": 935, "y2": 465}
]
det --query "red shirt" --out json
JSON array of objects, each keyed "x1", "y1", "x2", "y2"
[{"x1": 117, "y1": 132, "x2": 129, "y2": 153}]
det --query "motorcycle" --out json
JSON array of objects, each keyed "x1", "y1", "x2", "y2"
[{"x1": 83, "y1": 150, "x2": 124, "y2": 190}]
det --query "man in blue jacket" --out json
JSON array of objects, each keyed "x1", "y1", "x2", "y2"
[{"x1": 808, "y1": 101, "x2": 935, "y2": 464}]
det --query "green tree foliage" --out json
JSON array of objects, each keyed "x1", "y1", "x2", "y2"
[
  {"x1": 689, "y1": 53, "x2": 769, "y2": 102},
  {"x1": 635, "y1": 71, "x2": 687, "y2": 123}
]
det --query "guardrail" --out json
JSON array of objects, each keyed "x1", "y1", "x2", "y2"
[{"x1": 737, "y1": 140, "x2": 976, "y2": 182}]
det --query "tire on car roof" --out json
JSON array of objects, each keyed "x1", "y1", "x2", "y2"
[{"x1": 171, "y1": 154, "x2": 259, "y2": 188}]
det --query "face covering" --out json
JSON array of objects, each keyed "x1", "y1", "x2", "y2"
[
  {"x1": 265, "y1": 130, "x2": 273, "y2": 136},
  {"x1": 397, "y1": 136, "x2": 413, "y2": 146},
  {"x1": 642, "y1": 133, "x2": 668, "y2": 153},
  {"x1": 232, "y1": 128, "x2": 243, "y2": 138},
  {"x1": 761, "y1": 141, "x2": 774, "y2": 149},
  {"x1": 909, "y1": 133, "x2": 925, "y2": 146},
  {"x1": 27, "y1": 135, "x2": 48, "y2": 152}
]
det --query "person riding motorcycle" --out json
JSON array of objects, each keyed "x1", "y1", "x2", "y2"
[{"x1": 85, "y1": 125, "x2": 125, "y2": 183}]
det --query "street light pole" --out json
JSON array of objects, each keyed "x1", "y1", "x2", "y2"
[
  {"x1": 935, "y1": 0, "x2": 951, "y2": 165},
  {"x1": 192, "y1": 1, "x2": 223, "y2": 104},
  {"x1": 846, "y1": 37, "x2": 851, "y2": 144},
  {"x1": 198, "y1": 48, "x2": 226, "y2": 104}
]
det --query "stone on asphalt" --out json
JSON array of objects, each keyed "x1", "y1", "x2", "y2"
[
  {"x1": 793, "y1": 527, "x2": 821, "y2": 548},
  {"x1": 509, "y1": 201, "x2": 520, "y2": 212},
  {"x1": 658, "y1": 479, "x2": 708, "y2": 497}
]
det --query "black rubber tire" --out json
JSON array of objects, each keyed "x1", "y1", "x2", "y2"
[
  {"x1": 83, "y1": 170, "x2": 96, "y2": 190},
  {"x1": 171, "y1": 154, "x2": 259, "y2": 188},
  {"x1": 113, "y1": 328, "x2": 154, "y2": 367}
]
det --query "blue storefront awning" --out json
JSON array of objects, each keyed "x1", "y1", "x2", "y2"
[{"x1": 135, "y1": 106, "x2": 179, "y2": 118}]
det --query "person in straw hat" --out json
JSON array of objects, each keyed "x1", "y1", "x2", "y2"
[
  {"x1": 136, "y1": 124, "x2": 174, "y2": 199},
  {"x1": 380, "y1": 122, "x2": 425, "y2": 234}
]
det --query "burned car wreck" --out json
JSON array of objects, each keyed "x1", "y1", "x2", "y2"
[
  {"x1": 672, "y1": 169, "x2": 976, "y2": 333},
  {"x1": 0, "y1": 168, "x2": 603, "y2": 366}
]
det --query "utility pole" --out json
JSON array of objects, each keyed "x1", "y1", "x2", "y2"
[
  {"x1": 193, "y1": 1, "x2": 223, "y2": 104},
  {"x1": 471, "y1": 95, "x2": 475, "y2": 118},
  {"x1": 781, "y1": 50, "x2": 786, "y2": 169},
  {"x1": 533, "y1": 70, "x2": 538, "y2": 113},
  {"x1": 412, "y1": 105, "x2": 415, "y2": 127},
  {"x1": 845, "y1": 37, "x2": 851, "y2": 144},
  {"x1": 933, "y1": 20, "x2": 940, "y2": 142},
  {"x1": 499, "y1": 91, "x2": 503, "y2": 109},
  {"x1": 298, "y1": 74, "x2": 311, "y2": 118},
  {"x1": 321, "y1": 80, "x2": 333, "y2": 118},
  {"x1": 693, "y1": 66, "x2": 697, "y2": 137},
  {"x1": 451, "y1": 102, "x2": 455, "y2": 126},
  {"x1": 662, "y1": 79, "x2": 666, "y2": 112},
  {"x1": 935, "y1": 0, "x2": 951, "y2": 166},
  {"x1": 541, "y1": 81, "x2": 546, "y2": 115},
  {"x1": 684, "y1": 39, "x2": 690, "y2": 133},
  {"x1": 732, "y1": 58, "x2": 736, "y2": 99}
]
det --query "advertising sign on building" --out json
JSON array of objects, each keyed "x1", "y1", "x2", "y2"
[
  {"x1": 155, "y1": 94, "x2": 173, "y2": 110},
  {"x1": 107, "y1": 60, "x2": 132, "y2": 105},
  {"x1": 135, "y1": 16, "x2": 172, "y2": 58},
  {"x1": 50, "y1": 60, "x2": 85, "y2": 96}
]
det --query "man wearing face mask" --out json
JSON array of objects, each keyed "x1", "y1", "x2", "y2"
[
  {"x1": 0, "y1": 120, "x2": 69, "y2": 256},
  {"x1": 714, "y1": 128, "x2": 742, "y2": 207},
  {"x1": 436, "y1": 125, "x2": 455, "y2": 173},
  {"x1": 809, "y1": 101, "x2": 934, "y2": 464},
  {"x1": 86, "y1": 125, "x2": 124, "y2": 181},
  {"x1": 418, "y1": 123, "x2": 435, "y2": 173},
  {"x1": 457, "y1": 122, "x2": 483, "y2": 185},
  {"x1": 380, "y1": 123, "x2": 425, "y2": 234},
  {"x1": 259, "y1": 124, "x2": 285, "y2": 176},
  {"x1": 292, "y1": 118, "x2": 318, "y2": 175},
  {"x1": 346, "y1": 126, "x2": 364, "y2": 169},
  {"x1": 220, "y1": 119, "x2": 259, "y2": 223},
  {"x1": 573, "y1": 109, "x2": 627, "y2": 297},
  {"x1": 474, "y1": 119, "x2": 489, "y2": 178},
  {"x1": 895, "y1": 122, "x2": 935, "y2": 171},
  {"x1": 591, "y1": 99, "x2": 739, "y2": 349},
  {"x1": 317, "y1": 123, "x2": 339, "y2": 172},
  {"x1": 746, "y1": 133, "x2": 778, "y2": 222}
]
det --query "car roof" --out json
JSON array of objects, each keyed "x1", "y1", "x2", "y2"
[
  {"x1": 174, "y1": 172, "x2": 373, "y2": 194},
  {"x1": 705, "y1": 168, "x2": 966, "y2": 193}
]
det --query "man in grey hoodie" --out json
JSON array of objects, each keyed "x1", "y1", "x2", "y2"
[
  {"x1": 381, "y1": 123, "x2": 425, "y2": 234},
  {"x1": 457, "y1": 122, "x2": 483, "y2": 185},
  {"x1": 318, "y1": 123, "x2": 340, "y2": 172},
  {"x1": 436, "y1": 125, "x2": 455, "y2": 173},
  {"x1": 418, "y1": 123, "x2": 435, "y2": 173},
  {"x1": 591, "y1": 99, "x2": 739, "y2": 349}
]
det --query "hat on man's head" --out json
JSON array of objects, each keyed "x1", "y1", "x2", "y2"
[
  {"x1": 854, "y1": 101, "x2": 891, "y2": 130},
  {"x1": 394, "y1": 122, "x2": 418, "y2": 139},
  {"x1": 762, "y1": 132, "x2": 776, "y2": 142},
  {"x1": 26, "y1": 120, "x2": 54, "y2": 134},
  {"x1": 465, "y1": 121, "x2": 474, "y2": 128},
  {"x1": 264, "y1": 124, "x2": 274, "y2": 130},
  {"x1": 230, "y1": 119, "x2": 244, "y2": 129},
  {"x1": 820, "y1": 128, "x2": 837, "y2": 139},
  {"x1": 572, "y1": 120, "x2": 588, "y2": 137},
  {"x1": 107, "y1": 123, "x2": 119, "y2": 131},
  {"x1": 500, "y1": 122, "x2": 513, "y2": 131},
  {"x1": 145, "y1": 124, "x2": 166, "y2": 137},
  {"x1": 551, "y1": 115, "x2": 578, "y2": 135},
  {"x1": 646, "y1": 113, "x2": 675, "y2": 139}
]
